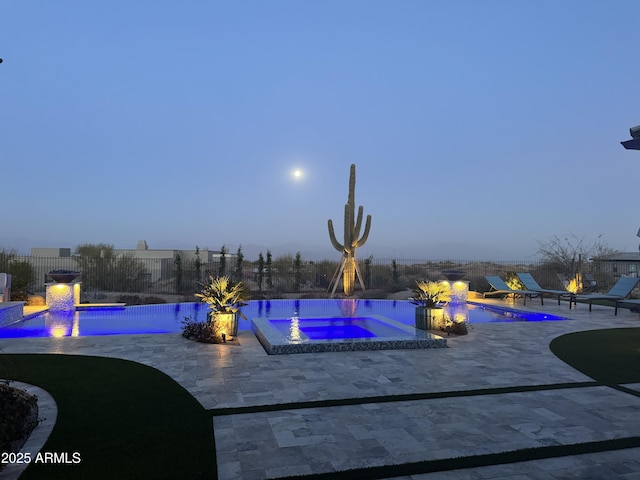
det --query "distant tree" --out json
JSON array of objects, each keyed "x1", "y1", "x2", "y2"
[
  {"x1": 266, "y1": 250, "x2": 273, "y2": 290},
  {"x1": 174, "y1": 253, "x2": 183, "y2": 293},
  {"x1": 537, "y1": 234, "x2": 619, "y2": 276},
  {"x1": 113, "y1": 253, "x2": 146, "y2": 292},
  {"x1": 8, "y1": 260, "x2": 34, "y2": 296},
  {"x1": 75, "y1": 243, "x2": 117, "y2": 290},
  {"x1": 293, "y1": 251, "x2": 302, "y2": 292},
  {"x1": 273, "y1": 253, "x2": 295, "y2": 292},
  {"x1": 313, "y1": 260, "x2": 334, "y2": 289},
  {"x1": 392, "y1": 259, "x2": 400, "y2": 285},
  {"x1": 0, "y1": 248, "x2": 34, "y2": 297},
  {"x1": 235, "y1": 245, "x2": 244, "y2": 282},
  {"x1": 218, "y1": 245, "x2": 227, "y2": 277},
  {"x1": 364, "y1": 255, "x2": 373, "y2": 288},
  {"x1": 74, "y1": 244, "x2": 144, "y2": 292},
  {"x1": 0, "y1": 248, "x2": 15, "y2": 271},
  {"x1": 257, "y1": 252, "x2": 265, "y2": 291},
  {"x1": 194, "y1": 246, "x2": 202, "y2": 282}
]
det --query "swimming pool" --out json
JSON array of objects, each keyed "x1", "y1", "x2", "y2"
[{"x1": 0, "y1": 299, "x2": 567, "y2": 339}]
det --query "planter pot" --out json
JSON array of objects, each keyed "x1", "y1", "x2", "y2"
[
  {"x1": 211, "y1": 312, "x2": 239, "y2": 339},
  {"x1": 415, "y1": 306, "x2": 444, "y2": 330}
]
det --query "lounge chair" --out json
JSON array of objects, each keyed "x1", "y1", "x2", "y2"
[
  {"x1": 516, "y1": 272, "x2": 574, "y2": 306},
  {"x1": 572, "y1": 276, "x2": 640, "y2": 311},
  {"x1": 614, "y1": 298, "x2": 640, "y2": 316},
  {"x1": 483, "y1": 275, "x2": 543, "y2": 306},
  {"x1": 556, "y1": 273, "x2": 569, "y2": 289}
]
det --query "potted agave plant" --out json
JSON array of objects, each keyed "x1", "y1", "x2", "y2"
[
  {"x1": 410, "y1": 280, "x2": 451, "y2": 330},
  {"x1": 193, "y1": 276, "x2": 248, "y2": 342}
]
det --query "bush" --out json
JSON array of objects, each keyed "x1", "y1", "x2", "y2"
[
  {"x1": 0, "y1": 383, "x2": 38, "y2": 454},
  {"x1": 358, "y1": 289, "x2": 388, "y2": 299},
  {"x1": 448, "y1": 321, "x2": 469, "y2": 335},
  {"x1": 386, "y1": 282, "x2": 408, "y2": 293},
  {"x1": 9, "y1": 291, "x2": 29, "y2": 302},
  {"x1": 141, "y1": 296, "x2": 167, "y2": 305},
  {"x1": 181, "y1": 317, "x2": 216, "y2": 343},
  {"x1": 299, "y1": 292, "x2": 330, "y2": 299},
  {"x1": 181, "y1": 316, "x2": 230, "y2": 344},
  {"x1": 116, "y1": 295, "x2": 167, "y2": 305}
]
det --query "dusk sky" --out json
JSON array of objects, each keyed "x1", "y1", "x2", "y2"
[{"x1": 2, "y1": 1, "x2": 639, "y2": 261}]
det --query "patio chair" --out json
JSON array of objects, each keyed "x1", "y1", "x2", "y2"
[
  {"x1": 582, "y1": 272, "x2": 598, "y2": 293},
  {"x1": 483, "y1": 275, "x2": 544, "y2": 306},
  {"x1": 572, "y1": 276, "x2": 640, "y2": 311},
  {"x1": 516, "y1": 272, "x2": 574, "y2": 306},
  {"x1": 614, "y1": 298, "x2": 640, "y2": 316}
]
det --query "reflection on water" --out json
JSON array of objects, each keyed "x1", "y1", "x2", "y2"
[
  {"x1": 443, "y1": 303, "x2": 469, "y2": 324},
  {"x1": 289, "y1": 316, "x2": 302, "y2": 341},
  {"x1": 46, "y1": 310, "x2": 80, "y2": 337},
  {"x1": 256, "y1": 300, "x2": 272, "y2": 317},
  {"x1": 340, "y1": 298, "x2": 358, "y2": 317}
]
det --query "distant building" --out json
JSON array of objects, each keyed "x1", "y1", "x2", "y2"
[
  {"x1": 593, "y1": 252, "x2": 640, "y2": 278},
  {"x1": 114, "y1": 241, "x2": 230, "y2": 282},
  {"x1": 30, "y1": 248, "x2": 76, "y2": 283}
]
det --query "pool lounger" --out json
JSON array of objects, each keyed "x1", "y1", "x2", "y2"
[{"x1": 614, "y1": 298, "x2": 640, "y2": 316}]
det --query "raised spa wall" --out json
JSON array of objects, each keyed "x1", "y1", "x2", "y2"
[{"x1": 0, "y1": 302, "x2": 25, "y2": 327}]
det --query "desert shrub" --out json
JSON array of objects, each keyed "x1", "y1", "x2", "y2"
[
  {"x1": 444, "y1": 321, "x2": 468, "y2": 335},
  {"x1": 181, "y1": 316, "x2": 225, "y2": 343},
  {"x1": 116, "y1": 295, "x2": 143, "y2": 305},
  {"x1": 116, "y1": 295, "x2": 167, "y2": 305},
  {"x1": 300, "y1": 292, "x2": 329, "y2": 299},
  {"x1": 0, "y1": 383, "x2": 38, "y2": 454},
  {"x1": 385, "y1": 281, "x2": 407, "y2": 293},
  {"x1": 27, "y1": 295, "x2": 46, "y2": 306},
  {"x1": 359, "y1": 289, "x2": 388, "y2": 299},
  {"x1": 181, "y1": 317, "x2": 214, "y2": 342},
  {"x1": 141, "y1": 296, "x2": 167, "y2": 305},
  {"x1": 9, "y1": 291, "x2": 29, "y2": 302}
]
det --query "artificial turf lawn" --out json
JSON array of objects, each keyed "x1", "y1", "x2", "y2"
[
  {"x1": 549, "y1": 327, "x2": 640, "y2": 384},
  {"x1": 0, "y1": 354, "x2": 216, "y2": 480}
]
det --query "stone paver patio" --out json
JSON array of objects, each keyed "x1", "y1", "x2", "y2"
[{"x1": 1, "y1": 299, "x2": 640, "y2": 479}]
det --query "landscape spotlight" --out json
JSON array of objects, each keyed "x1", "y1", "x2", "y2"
[{"x1": 621, "y1": 125, "x2": 640, "y2": 150}]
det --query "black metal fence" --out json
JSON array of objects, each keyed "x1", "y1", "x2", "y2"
[{"x1": 2, "y1": 253, "x2": 608, "y2": 299}]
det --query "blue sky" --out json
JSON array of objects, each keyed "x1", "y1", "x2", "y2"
[{"x1": 1, "y1": 1, "x2": 639, "y2": 260}]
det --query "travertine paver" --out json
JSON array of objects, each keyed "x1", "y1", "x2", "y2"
[
  {"x1": 1, "y1": 299, "x2": 640, "y2": 479},
  {"x1": 213, "y1": 385, "x2": 640, "y2": 478}
]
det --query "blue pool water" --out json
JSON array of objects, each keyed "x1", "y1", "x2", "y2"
[
  {"x1": 0, "y1": 299, "x2": 567, "y2": 339},
  {"x1": 268, "y1": 316, "x2": 405, "y2": 340}
]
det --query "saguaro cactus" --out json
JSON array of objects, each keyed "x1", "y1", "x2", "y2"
[{"x1": 328, "y1": 164, "x2": 372, "y2": 296}]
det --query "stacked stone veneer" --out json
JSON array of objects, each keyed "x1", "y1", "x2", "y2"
[
  {"x1": 0, "y1": 302, "x2": 25, "y2": 327},
  {"x1": 448, "y1": 281, "x2": 469, "y2": 303},
  {"x1": 45, "y1": 283, "x2": 76, "y2": 311}
]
